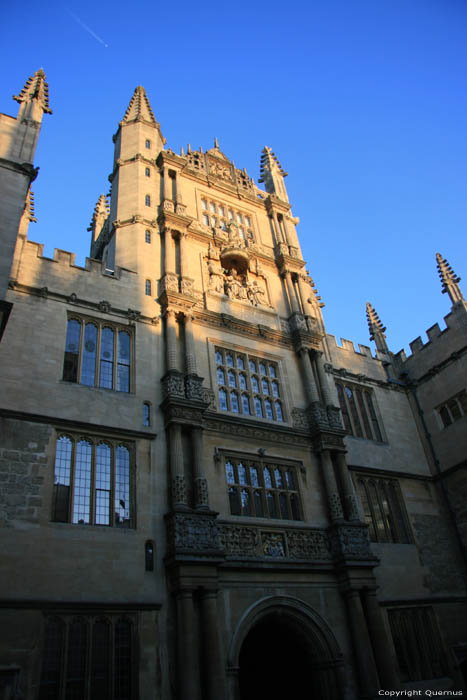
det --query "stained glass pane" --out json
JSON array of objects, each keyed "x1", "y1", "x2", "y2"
[
  {"x1": 265, "y1": 399, "x2": 273, "y2": 419},
  {"x1": 250, "y1": 466, "x2": 259, "y2": 486},
  {"x1": 259, "y1": 362, "x2": 266, "y2": 375},
  {"x1": 117, "y1": 331, "x2": 130, "y2": 392},
  {"x1": 72, "y1": 441, "x2": 92, "y2": 524},
  {"x1": 225, "y1": 461, "x2": 235, "y2": 484},
  {"x1": 231, "y1": 392, "x2": 239, "y2": 412},
  {"x1": 95, "y1": 443, "x2": 111, "y2": 526},
  {"x1": 261, "y1": 379, "x2": 269, "y2": 395},
  {"x1": 228, "y1": 370, "x2": 236, "y2": 387},
  {"x1": 249, "y1": 359, "x2": 256, "y2": 373},
  {"x1": 219, "y1": 388, "x2": 227, "y2": 410},
  {"x1": 236, "y1": 356, "x2": 245, "y2": 369},
  {"x1": 215, "y1": 350, "x2": 223, "y2": 364},
  {"x1": 115, "y1": 446, "x2": 130, "y2": 527},
  {"x1": 242, "y1": 394, "x2": 250, "y2": 414},
  {"x1": 217, "y1": 368, "x2": 225, "y2": 385},
  {"x1": 251, "y1": 376, "x2": 259, "y2": 392},
  {"x1": 263, "y1": 468, "x2": 272, "y2": 488},
  {"x1": 274, "y1": 468, "x2": 283, "y2": 488},
  {"x1": 239, "y1": 373, "x2": 247, "y2": 389},
  {"x1": 226, "y1": 353, "x2": 234, "y2": 367},
  {"x1": 254, "y1": 398, "x2": 263, "y2": 417},
  {"x1": 63, "y1": 319, "x2": 81, "y2": 382},
  {"x1": 53, "y1": 436, "x2": 72, "y2": 522},
  {"x1": 238, "y1": 463, "x2": 248, "y2": 485},
  {"x1": 275, "y1": 402, "x2": 283, "y2": 421},
  {"x1": 269, "y1": 365, "x2": 276, "y2": 378},
  {"x1": 81, "y1": 323, "x2": 97, "y2": 386},
  {"x1": 271, "y1": 381, "x2": 279, "y2": 397},
  {"x1": 99, "y1": 328, "x2": 114, "y2": 389}
]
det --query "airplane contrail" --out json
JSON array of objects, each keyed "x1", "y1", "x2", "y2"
[{"x1": 67, "y1": 9, "x2": 109, "y2": 48}]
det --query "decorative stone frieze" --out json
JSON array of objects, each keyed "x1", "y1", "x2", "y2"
[
  {"x1": 327, "y1": 406, "x2": 344, "y2": 430},
  {"x1": 185, "y1": 374, "x2": 205, "y2": 401},
  {"x1": 161, "y1": 273, "x2": 179, "y2": 293},
  {"x1": 165, "y1": 511, "x2": 223, "y2": 556},
  {"x1": 172, "y1": 475, "x2": 187, "y2": 507},
  {"x1": 161, "y1": 370, "x2": 185, "y2": 399},
  {"x1": 291, "y1": 408, "x2": 309, "y2": 431},
  {"x1": 180, "y1": 277, "x2": 194, "y2": 296},
  {"x1": 287, "y1": 529, "x2": 332, "y2": 560},
  {"x1": 194, "y1": 477, "x2": 209, "y2": 508},
  {"x1": 217, "y1": 524, "x2": 258, "y2": 556},
  {"x1": 328, "y1": 523, "x2": 376, "y2": 562},
  {"x1": 262, "y1": 531, "x2": 286, "y2": 558}
]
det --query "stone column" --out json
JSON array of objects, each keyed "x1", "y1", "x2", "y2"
[
  {"x1": 184, "y1": 314, "x2": 197, "y2": 375},
  {"x1": 362, "y1": 588, "x2": 400, "y2": 689},
  {"x1": 166, "y1": 309, "x2": 178, "y2": 371},
  {"x1": 320, "y1": 450, "x2": 345, "y2": 522},
  {"x1": 163, "y1": 166, "x2": 171, "y2": 201},
  {"x1": 344, "y1": 589, "x2": 380, "y2": 698},
  {"x1": 164, "y1": 228, "x2": 175, "y2": 275},
  {"x1": 179, "y1": 232, "x2": 187, "y2": 279},
  {"x1": 201, "y1": 589, "x2": 226, "y2": 700},
  {"x1": 176, "y1": 589, "x2": 200, "y2": 700},
  {"x1": 298, "y1": 348, "x2": 320, "y2": 403},
  {"x1": 334, "y1": 451, "x2": 360, "y2": 521},
  {"x1": 284, "y1": 271, "x2": 300, "y2": 314},
  {"x1": 169, "y1": 423, "x2": 187, "y2": 509},
  {"x1": 314, "y1": 351, "x2": 333, "y2": 406},
  {"x1": 297, "y1": 274, "x2": 313, "y2": 315},
  {"x1": 272, "y1": 211, "x2": 285, "y2": 243},
  {"x1": 192, "y1": 426, "x2": 209, "y2": 509}
]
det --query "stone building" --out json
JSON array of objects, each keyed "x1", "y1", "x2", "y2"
[{"x1": 0, "y1": 70, "x2": 466, "y2": 700}]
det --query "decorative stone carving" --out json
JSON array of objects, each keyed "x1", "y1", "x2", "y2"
[
  {"x1": 262, "y1": 531, "x2": 286, "y2": 557},
  {"x1": 162, "y1": 199, "x2": 175, "y2": 213},
  {"x1": 172, "y1": 475, "x2": 187, "y2": 506},
  {"x1": 98, "y1": 300, "x2": 111, "y2": 312},
  {"x1": 39, "y1": 287, "x2": 49, "y2": 298},
  {"x1": 194, "y1": 477, "x2": 209, "y2": 508},
  {"x1": 166, "y1": 512, "x2": 222, "y2": 554},
  {"x1": 180, "y1": 278, "x2": 195, "y2": 296},
  {"x1": 306, "y1": 316, "x2": 319, "y2": 332},
  {"x1": 247, "y1": 281, "x2": 267, "y2": 306},
  {"x1": 68, "y1": 293, "x2": 78, "y2": 304},
  {"x1": 287, "y1": 529, "x2": 332, "y2": 560},
  {"x1": 207, "y1": 157, "x2": 233, "y2": 182},
  {"x1": 202, "y1": 388, "x2": 216, "y2": 409},
  {"x1": 291, "y1": 408, "x2": 309, "y2": 431},
  {"x1": 175, "y1": 202, "x2": 187, "y2": 215},
  {"x1": 208, "y1": 263, "x2": 224, "y2": 293},
  {"x1": 161, "y1": 370, "x2": 185, "y2": 399},
  {"x1": 275, "y1": 242, "x2": 289, "y2": 258},
  {"x1": 218, "y1": 524, "x2": 258, "y2": 556},
  {"x1": 185, "y1": 374, "x2": 205, "y2": 401},
  {"x1": 307, "y1": 401, "x2": 329, "y2": 430},
  {"x1": 126, "y1": 308, "x2": 141, "y2": 321},
  {"x1": 162, "y1": 273, "x2": 179, "y2": 293},
  {"x1": 280, "y1": 318, "x2": 290, "y2": 334},
  {"x1": 327, "y1": 406, "x2": 343, "y2": 430},
  {"x1": 289, "y1": 314, "x2": 307, "y2": 331},
  {"x1": 328, "y1": 524, "x2": 375, "y2": 561},
  {"x1": 225, "y1": 269, "x2": 248, "y2": 301}
]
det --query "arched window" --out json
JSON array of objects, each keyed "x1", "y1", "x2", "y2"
[
  {"x1": 145, "y1": 139, "x2": 151, "y2": 148},
  {"x1": 99, "y1": 327, "x2": 115, "y2": 389},
  {"x1": 63, "y1": 319, "x2": 81, "y2": 382},
  {"x1": 145, "y1": 194, "x2": 151, "y2": 206},
  {"x1": 143, "y1": 402, "x2": 150, "y2": 427},
  {"x1": 145, "y1": 167, "x2": 150, "y2": 177},
  {"x1": 145, "y1": 230, "x2": 151, "y2": 243},
  {"x1": 145, "y1": 279, "x2": 152, "y2": 296}
]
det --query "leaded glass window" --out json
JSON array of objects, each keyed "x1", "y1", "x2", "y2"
[
  {"x1": 52, "y1": 435, "x2": 133, "y2": 528},
  {"x1": 335, "y1": 381, "x2": 383, "y2": 441},
  {"x1": 355, "y1": 474, "x2": 411, "y2": 543}
]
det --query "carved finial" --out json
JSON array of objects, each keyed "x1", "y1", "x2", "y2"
[
  {"x1": 214, "y1": 136, "x2": 219, "y2": 149},
  {"x1": 180, "y1": 146, "x2": 185, "y2": 157},
  {"x1": 122, "y1": 85, "x2": 158, "y2": 125},
  {"x1": 366, "y1": 302, "x2": 388, "y2": 353},
  {"x1": 24, "y1": 188, "x2": 37, "y2": 223},
  {"x1": 436, "y1": 252, "x2": 465, "y2": 306},
  {"x1": 13, "y1": 69, "x2": 52, "y2": 115},
  {"x1": 258, "y1": 146, "x2": 288, "y2": 201},
  {"x1": 187, "y1": 143, "x2": 192, "y2": 153},
  {"x1": 88, "y1": 194, "x2": 109, "y2": 239}
]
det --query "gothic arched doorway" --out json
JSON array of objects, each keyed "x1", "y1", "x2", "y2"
[{"x1": 230, "y1": 596, "x2": 344, "y2": 700}]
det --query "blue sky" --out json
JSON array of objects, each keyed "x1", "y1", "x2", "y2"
[{"x1": 1, "y1": 0, "x2": 466, "y2": 354}]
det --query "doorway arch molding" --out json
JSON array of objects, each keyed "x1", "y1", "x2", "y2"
[{"x1": 227, "y1": 594, "x2": 343, "y2": 668}]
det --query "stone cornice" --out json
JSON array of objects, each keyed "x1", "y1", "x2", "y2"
[
  {"x1": 7, "y1": 281, "x2": 161, "y2": 327},
  {"x1": 0, "y1": 407, "x2": 157, "y2": 441},
  {"x1": 0, "y1": 156, "x2": 38, "y2": 181},
  {"x1": 328, "y1": 365, "x2": 406, "y2": 393},
  {"x1": 203, "y1": 413, "x2": 312, "y2": 446},
  {"x1": 192, "y1": 308, "x2": 296, "y2": 349}
]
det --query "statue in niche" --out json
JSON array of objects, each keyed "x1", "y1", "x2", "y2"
[
  {"x1": 226, "y1": 223, "x2": 244, "y2": 248},
  {"x1": 225, "y1": 269, "x2": 247, "y2": 300},
  {"x1": 247, "y1": 280, "x2": 267, "y2": 306},
  {"x1": 208, "y1": 262, "x2": 224, "y2": 293},
  {"x1": 255, "y1": 258, "x2": 265, "y2": 278},
  {"x1": 208, "y1": 241, "x2": 219, "y2": 260}
]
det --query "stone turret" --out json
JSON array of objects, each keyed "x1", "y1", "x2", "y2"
[
  {"x1": 106, "y1": 86, "x2": 165, "y2": 272},
  {"x1": 436, "y1": 252, "x2": 466, "y2": 309},
  {"x1": 259, "y1": 146, "x2": 289, "y2": 203},
  {"x1": 0, "y1": 69, "x2": 51, "y2": 299},
  {"x1": 366, "y1": 302, "x2": 389, "y2": 354}
]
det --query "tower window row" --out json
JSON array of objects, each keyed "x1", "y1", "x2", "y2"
[
  {"x1": 201, "y1": 198, "x2": 254, "y2": 240},
  {"x1": 215, "y1": 347, "x2": 284, "y2": 421},
  {"x1": 335, "y1": 381, "x2": 383, "y2": 442},
  {"x1": 225, "y1": 458, "x2": 301, "y2": 520},
  {"x1": 63, "y1": 316, "x2": 133, "y2": 393}
]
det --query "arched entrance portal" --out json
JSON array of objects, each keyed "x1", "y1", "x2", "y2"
[
  {"x1": 231, "y1": 597, "x2": 344, "y2": 700},
  {"x1": 239, "y1": 611, "x2": 312, "y2": 700}
]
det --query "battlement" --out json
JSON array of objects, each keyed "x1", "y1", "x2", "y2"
[
  {"x1": 327, "y1": 334, "x2": 376, "y2": 359},
  {"x1": 394, "y1": 306, "x2": 467, "y2": 364},
  {"x1": 21, "y1": 239, "x2": 135, "y2": 280}
]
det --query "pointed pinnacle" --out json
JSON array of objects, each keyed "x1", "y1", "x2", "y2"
[
  {"x1": 366, "y1": 302, "x2": 386, "y2": 341},
  {"x1": 214, "y1": 137, "x2": 219, "y2": 148},
  {"x1": 13, "y1": 69, "x2": 52, "y2": 114},
  {"x1": 122, "y1": 85, "x2": 158, "y2": 125}
]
